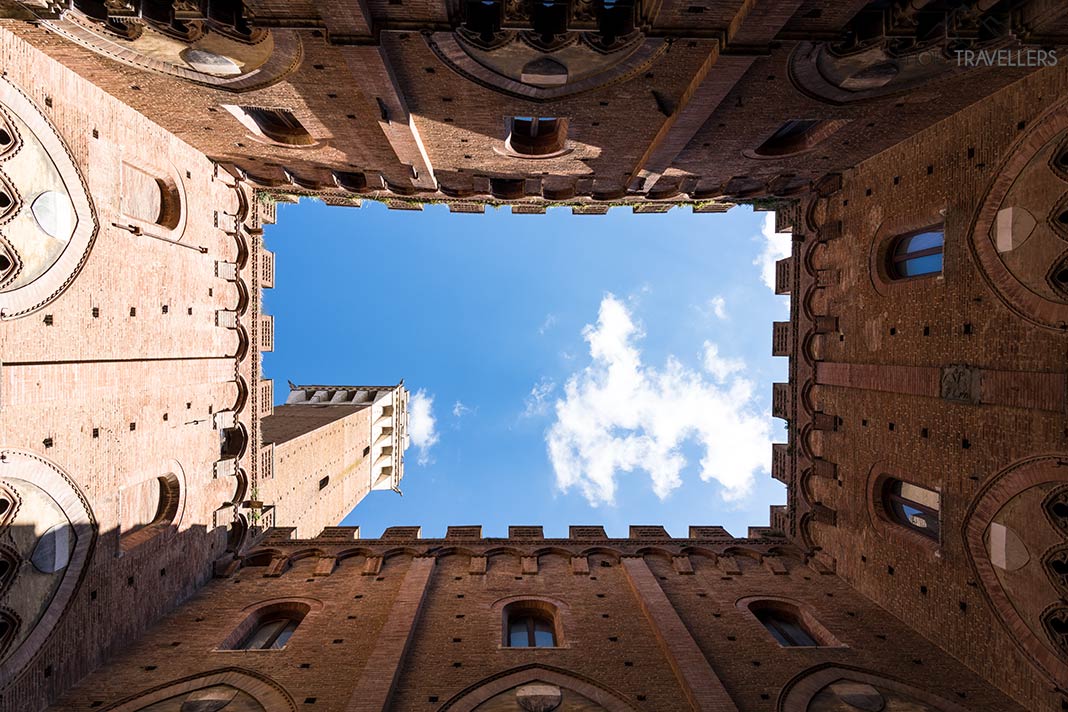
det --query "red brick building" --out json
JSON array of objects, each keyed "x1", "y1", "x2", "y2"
[{"x1": 0, "y1": 0, "x2": 1066, "y2": 710}]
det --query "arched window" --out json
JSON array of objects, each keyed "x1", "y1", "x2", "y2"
[
  {"x1": 741, "y1": 598, "x2": 843, "y2": 648},
  {"x1": 119, "y1": 473, "x2": 181, "y2": 552},
  {"x1": 120, "y1": 163, "x2": 182, "y2": 230},
  {"x1": 220, "y1": 424, "x2": 248, "y2": 459},
  {"x1": 754, "y1": 119, "x2": 843, "y2": 157},
  {"x1": 754, "y1": 607, "x2": 818, "y2": 646},
  {"x1": 508, "y1": 612, "x2": 556, "y2": 648},
  {"x1": 463, "y1": 0, "x2": 503, "y2": 43},
  {"x1": 887, "y1": 228, "x2": 944, "y2": 279},
  {"x1": 239, "y1": 616, "x2": 300, "y2": 650},
  {"x1": 221, "y1": 601, "x2": 312, "y2": 651},
  {"x1": 506, "y1": 117, "x2": 568, "y2": 158},
  {"x1": 883, "y1": 478, "x2": 940, "y2": 540},
  {"x1": 502, "y1": 601, "x2": 560, "y2": 648},
  {"x1": 226, "y1": 106, "x2": 315, "y2": 147}
]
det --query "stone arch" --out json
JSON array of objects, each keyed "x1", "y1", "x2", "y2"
[
  {"x1": 788, "y1": 40, "x2": 963, "y2": 106},
  {"x1": 963, "y1": 455, "x2": 1068, "y2": 689},
  {"x1": 968, "y1": 99, "x2": 1068, "y2": 329},
  {"x1": 438, "y1": 664, "x2": 638, "y2": 711},
  {"x1": 44, "y1": 11, "x2": 302, "y2": 92},
  {"x1": 100, "y1": 668, "x2": 296, "y2": 712},
  {"x1": 0, "y1": 78, "x2": 96, "y2": 319},
  {"x1": 425, "y1": 31, "x2": 666, "y2": 102},
  {"x1": 0, "y1": 449, "x2": 95, "y2": 687},
  {"x1": 778, "y1": 664, "x2": 972, "y2": 712}
]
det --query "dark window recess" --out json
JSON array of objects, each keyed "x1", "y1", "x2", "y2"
[
  {"x1": 887, "y1": 227, "x2": 944, "y2": 280},
  {"x1": 240, "y1": 617, "x2": 300, "y2": 650},
  {"x1": 240, "y1": 107, "x2": 315, "y2": 146},
  {"x1": 507, "y1": 613, "x2": 556, "y2": 648},
  {"x1": 507, "y1": 117, "x2": 568, "y2": 157},
  {"x1": 319, "y1": 476, "x2": 330, "y2": 490},
  {"x1": 884, "y1": 478, "x2": 940, "y2": 540},
  {"x1": 754, "y1": 608, "x2": 818, "y2": 646}
]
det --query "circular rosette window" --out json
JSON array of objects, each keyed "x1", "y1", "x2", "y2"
[
  {"x1": 970, "y1": 111, "x2": 1068, "y2": 330},
  {"x1": 0, "y1": 81, "x2": 96, "y2": 319},
  {"x1": 45, "y1": 8, "x2": 300, "y2": 91}
]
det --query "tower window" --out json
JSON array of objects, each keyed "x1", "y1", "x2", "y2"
[
  {"x1": 754, "y1": 608, "x2": 817, "y2": 646},
  {"x1": 502, "y1": 600, "x2": 561, "y2": 648},
  {"x1": 508, "y1": 612, "x2": 556, "y2": 647},
  {"x1": 753, "y1": 119, "x2": 845, "y2": 157},
  {"x1": 221, "y1": 601, "x2": 313, "y2": 651},
  {"x1": 228, "y1": 106, "x2": 316, "y2": 147},
  {"x1": 505, "y1": 117, "x2": 568, "y2": 158},
  {"x1": 887, "y1": 228, "x2": 944, "y2": 279},
  {"x1": 239, "y1": 617, "x2": 300, "y2": 650},
  {"x1": 883, "y1": 478, "x2": 940, "y2": 540}
]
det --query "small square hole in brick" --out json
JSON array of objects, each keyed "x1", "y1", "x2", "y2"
[
  {"x1": 963, "y1": 323, "x2": 973, "y2": 335},
  {"x1": 92, "y1": 428, "x2": 99, "y2": 438},
  {"x1": 921, "y1": 428, "x2": 929, "y2": 438},
  {"x1": 43, "y1": 314, "x2": 53, "y2": 325},
  {"x1": 452, "y1": 662, "x2": 462, "y2": 668},
  {"x1": 300, "y1": 663, "x2": 311, "y2": 668},
  {"x1": 608, "y1": 636, "x2": 618, "y2": 642},
  {"x1": 91, "y1": 703, "x2": 103, "y2": 708},
  {"x1": 160, "y1": 568, "x2": 166, "y2": 576},
  {"x1": 304, "y1": 699, "x2": 317, "y2": 705},
  {"x1": 144, "y1": 665, "x2": 156, "y2": 671},
  {"x1": 333, "y1": 639, "x2": 343, "y2": 644},
  {"x1": 962, "y1": 438, "x2": 970, "y2": 449},
  {"x1": 888, "y1": 422, "x2": 894, "y2": 431},
  {"x1": 429, "y1": 697, "x2": 439, "y2": 703},
  {"x1": 90, "y1": 590, "x2": 97, "y2": 601},
  {"x1": 456, "y1": 614, "x2": 465, "y2": 619},
  {"x1": 347, "y1": 615, "x2": 357, "y2": 619},
  {"x1": 43, "y1": 437, "x2": 53, "y2": 448},
  {"x1": 130, "y1": 422, "x2": 136, "y2": 431},
  {"x1": 887, "y1": 566, "x2": 895, "y2": 576}
]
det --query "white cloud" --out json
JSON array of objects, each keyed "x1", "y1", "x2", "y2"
[
  {"x1": 452, "y1": 401, "x2": 471, "y2": 418},
  {"x1": 702, "y1": 341, "x2": 745, "y2": 382},
  {"x1": 408, "y1": 389, "x2": 439, "y2": 465},
  {"x1": 523, "y1": 377, "x2": 557, "y2": 418},
  {"x1": 754, "y1": 212, "x2": 792, "y2": 291},
  {"x1": 708, "y1": 295, "x2": 728, "y2": 320},
  {"x1": 546, "y1": 294, "x2": 771, "y2": 507},
  {"x1": 539, "y1": 314, "x2": 557, "y2": 335}
]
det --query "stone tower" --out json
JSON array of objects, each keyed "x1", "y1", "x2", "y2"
[
  {"x1": 0, "y1": 1, "x2": 1067, "y2": 711},
  {"x1": 258, "y1": 383, "x2": 410, "y2": 537}
]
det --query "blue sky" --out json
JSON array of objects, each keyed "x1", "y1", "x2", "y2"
[{"x1": 263, "y1": 200, "x2": 790, "y2": 539}]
